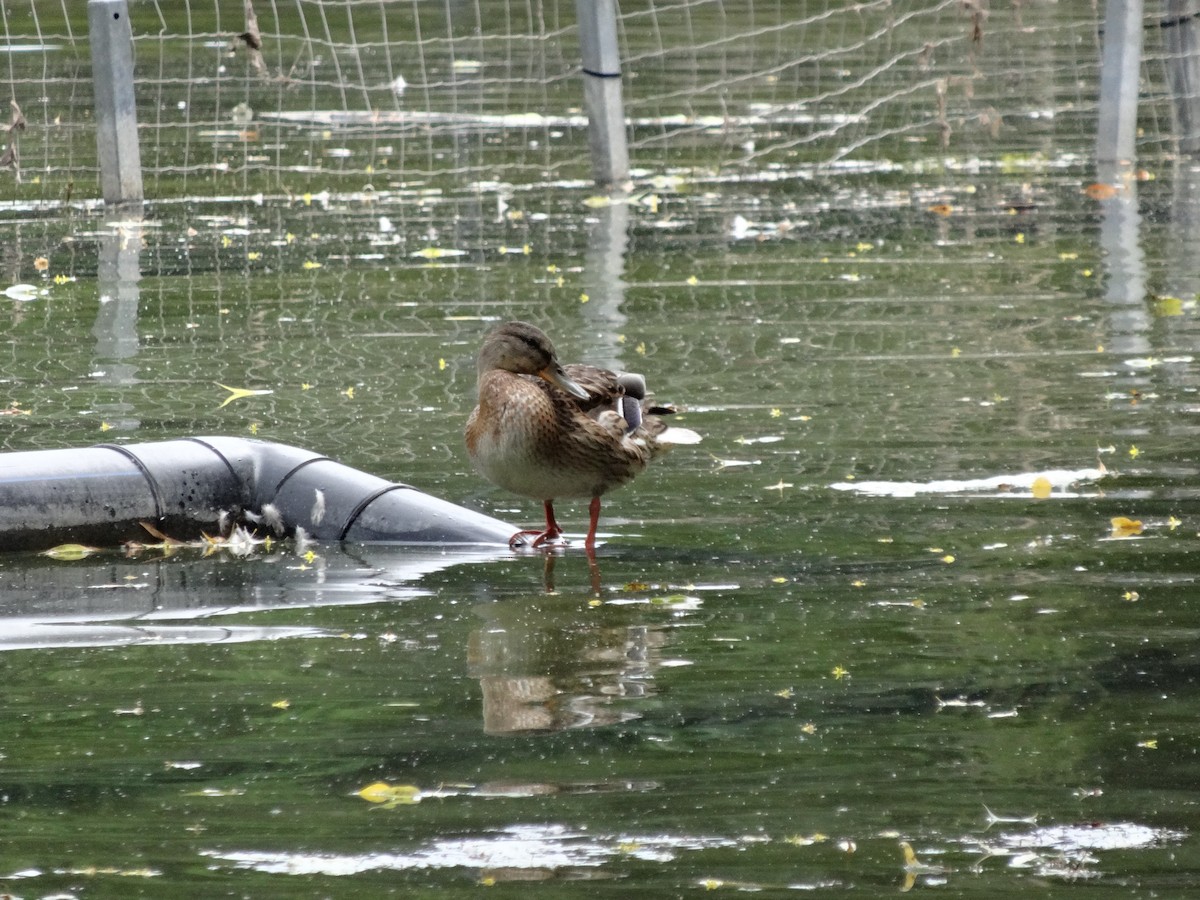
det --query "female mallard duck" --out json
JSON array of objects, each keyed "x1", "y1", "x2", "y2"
[{"x1": 465, "y1": 321, "x2": 699, "y2": 550}]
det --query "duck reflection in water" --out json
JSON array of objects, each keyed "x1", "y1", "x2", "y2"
[
  {"x1": 468, "y1": 597, "x2": 667, "y2": 734},
  {"x1": 465, "y1": 321, "x2": 700, "y2": 564}
]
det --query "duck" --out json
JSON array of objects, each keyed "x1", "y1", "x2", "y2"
[{"x1": 465, "y1": 320, "x2": 700, "y2": 550}]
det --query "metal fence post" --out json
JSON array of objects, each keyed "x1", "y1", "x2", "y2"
[
  {"x1": 575, "y1": 0, "x2": 630, "y2": 188},
  {"x1": 88, "y1": 0, "x2": 143, "y2": 204},
  {"x1": 1096, "y1": 0, "x2": 1145, "y2": 164}
]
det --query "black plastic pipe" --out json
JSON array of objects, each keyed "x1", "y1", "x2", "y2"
[{"x1": 0, "y1": 436, "x2": 515, "y2": 551}]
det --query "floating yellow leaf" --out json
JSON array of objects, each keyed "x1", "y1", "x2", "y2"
[
  {"x1": 770, "y1": 408, "x2": 782, "y2": 418},
  {"x1": 686, "y1": 275, "x2": 699, "y2": 285},
  {"x1": 41, "y1": 544, "x2": 102, "y2": 560},
  {"x1": 831, "y1": 665, "x2": 849, "y2": 680},
  {"x1": 1122, "y1": 590, "x2": 1140, "y2": 602},
  {"x1": 1154, "y1": 296, "x2": 1184, "y2": 317},
  {"x1": 900, "y1": 840, "x2": 948, "y2": 876},
  {"x1": 1031, "y1": 476, "x2": 1053, "y2": 499},
  {"x1": 438, "y1": 358, "x2": 447, "y2": 371},
  {"x1": 215, "y1": 382, "x2": 274, "y2": 409},
  {"x1": 302, "y1": 260, "x2": 322, "y2": 269},
  {"x1": 800, "y1": 722, "x2": 817, "y2": 734},
  {"x1": 271, "y1": 699, "x2": 290, "y2": 710},
  {"x1": 579, "y1": 292, "x2": 589, "y2": 303},
  {"x1": 342, "y1": 386, "x2": 355, "y2": 399},
  {"x1": 412, "y1": 247, "x2": 466, "y2": 260},
  {"x1": 1137, "y1": 739, "x2": 1158, "y2": 749},
  {"x1": 774, "y1": 688, "x2": 794, "y2": 699},
  {"x1": 1128, "y1": 445, "x2": 1140, "y2": 459},
  {"x1": 1168, "y1": 516, "x2": 1182, "y2": 530},
  {"x1": 357, "y1": 781, "x2": 422, "y2": 805},
  {"x1": 1110, "y1": 516, "x2": 1144, "y2": 537}
]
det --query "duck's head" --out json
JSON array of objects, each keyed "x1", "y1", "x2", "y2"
[{"x1": 478, "y1": 321, "x2": 589, "y2": 399}]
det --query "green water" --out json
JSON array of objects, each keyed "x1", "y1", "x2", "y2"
[
  {"x1": 1, "y1": 2, "x2": 1199, "y2": 896},
  {"x1": 1, "y1": 162, "x2": 1199, "y2": 896}
]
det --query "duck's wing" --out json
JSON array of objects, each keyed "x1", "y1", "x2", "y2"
[
  {"x1": 561, "y1": 364, "x2": 621, "y2": 410},
  {"x1": 553, "y1": 363, "x2": 700, "y2": 448}
]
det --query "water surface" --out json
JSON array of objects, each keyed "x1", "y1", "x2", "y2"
[{"x1": 2, "y1": 3, "x2": 1200, "y2": 896}]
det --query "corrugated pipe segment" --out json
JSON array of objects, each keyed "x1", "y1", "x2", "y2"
[{"x1": 0, "y1": 436, "x2": 514, "y2": 551}]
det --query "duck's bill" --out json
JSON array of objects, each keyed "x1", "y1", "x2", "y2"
[{"x1": 540, "y1": 366, "x2": 590, "y2": 400}]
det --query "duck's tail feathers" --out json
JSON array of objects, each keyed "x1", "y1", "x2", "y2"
[{"x1": 615, "y1": 372, "x2": 697, "y2": 442}]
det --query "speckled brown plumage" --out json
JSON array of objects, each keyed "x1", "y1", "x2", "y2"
[{"x1": 465, "y1": 321, "x2": 693, "y2": 550}]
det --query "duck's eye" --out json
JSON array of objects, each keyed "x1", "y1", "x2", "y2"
[{"x1": 519, "y1": 335, "x2": 547, "y2": 360}]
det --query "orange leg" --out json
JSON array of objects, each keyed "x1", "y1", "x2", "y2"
[
  {"x1": 511, "y1": 500, "x2": 564, "y2": 549},
  {"x1": 584, "y1": 495, "x2": 601, "y2": 551}
]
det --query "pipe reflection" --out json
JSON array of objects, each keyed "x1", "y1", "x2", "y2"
[
  {"x1": 578, "y1": 199, "x2": 629, "y2": 371},
  {"x1": 0, "y1": 544, "x2": 507, "y2": 651},
  {"x1": 1096, "y1": 162, "x2": 1149, "y2": 354},
  {"x1": 92, "y1": 217, "x2": 143, "y2": 430}
]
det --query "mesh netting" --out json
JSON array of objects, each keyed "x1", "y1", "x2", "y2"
[{"x1": 0, "y1": 2, "x2": 1184, "y2": 203}]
